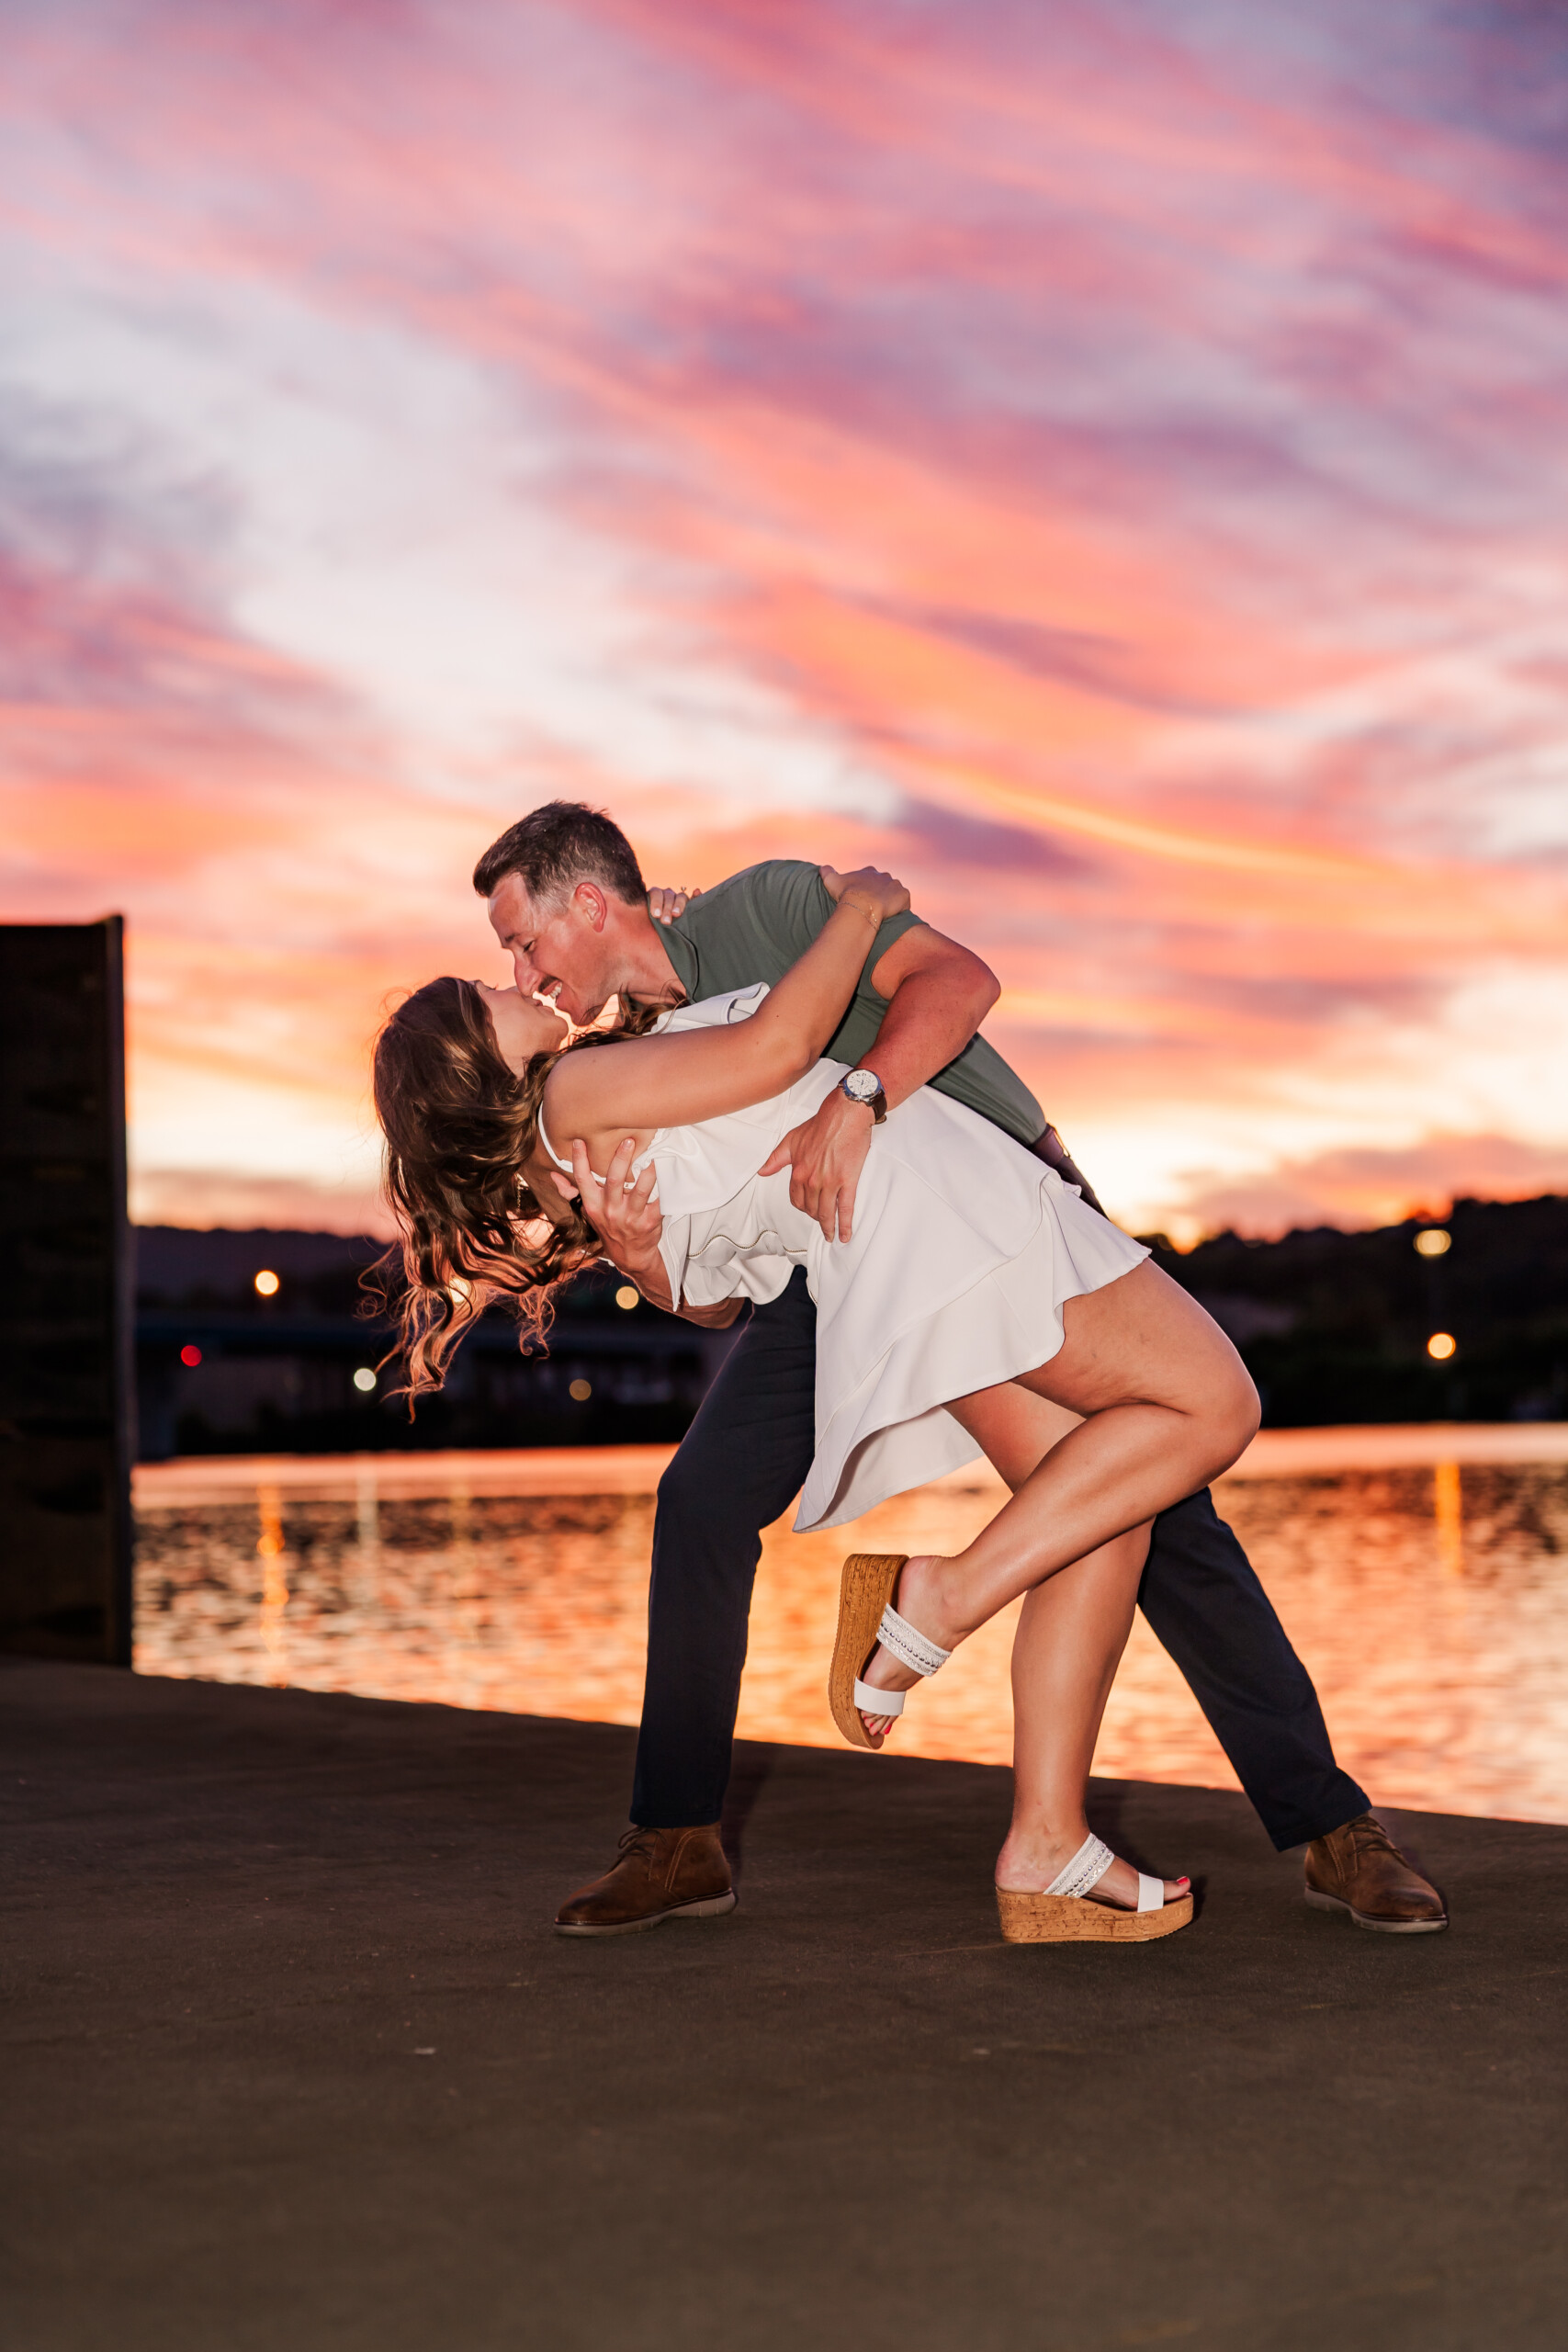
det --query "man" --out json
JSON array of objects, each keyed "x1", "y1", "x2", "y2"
[{"x1": 476, "y1": 801, "x2": 1447, "y2": 1938}]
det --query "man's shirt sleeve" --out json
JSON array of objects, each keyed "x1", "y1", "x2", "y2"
[
  {"x1": 734, "y1": 860, "x2": 923, "y2": 983},
  {"x1": 668, "y1": 858, "x2": 1043, "y2": 1145}
]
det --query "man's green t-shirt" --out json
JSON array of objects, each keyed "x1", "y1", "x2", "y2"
[{"x1": 654, "y1": 859, "x2": 1043, "y2": 1148}]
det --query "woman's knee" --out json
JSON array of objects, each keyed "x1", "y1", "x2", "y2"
[{"x1": 1202, "y1": 1356, "x2": 1261, "y2": 1468}]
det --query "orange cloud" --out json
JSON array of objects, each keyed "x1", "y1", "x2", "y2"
[
  {"x1": 1, "y1": 0, "x2": 1564, "y2": 1236},
  {"x1": 1173, "y1": 1134, "x2": 1568, "y2": 1240}
]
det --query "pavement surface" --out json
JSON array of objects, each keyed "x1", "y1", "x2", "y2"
[{"x1": 5, "y1": 1659, "x2": 1565, "y2": 2352}]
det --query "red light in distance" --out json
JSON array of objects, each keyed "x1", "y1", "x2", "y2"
[{"x1": 180, "y1": 1344, "x2": 202, "y2": 1367}]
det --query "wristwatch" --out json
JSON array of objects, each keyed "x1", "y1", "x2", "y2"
[{"x1": 840, "y1": 1069, "x2": 888, "y2": 1124}]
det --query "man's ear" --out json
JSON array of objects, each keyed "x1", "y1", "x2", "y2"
[{"x1": 573, "y1": 881, "x2": 608, "y2": 932}]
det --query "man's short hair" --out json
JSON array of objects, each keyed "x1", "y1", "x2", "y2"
[{"x1": 472, "y1": 802, "x2": 646, "y2": 910}]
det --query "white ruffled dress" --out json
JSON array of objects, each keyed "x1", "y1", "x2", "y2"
[{"x1": 621, "y1": 988, "x2": 1147, "y2": 1532}]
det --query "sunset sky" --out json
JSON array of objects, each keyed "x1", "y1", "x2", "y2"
[{"x1": 5, "y1": 0, "x2": 1567, "y2": 1240}]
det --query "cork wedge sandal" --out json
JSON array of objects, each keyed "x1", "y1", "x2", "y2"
[
  {"x1": 829, "y1": 1552, "x2": 952, "y2": 1749},
  {"x1": 997, "y1": 1833, "x2": 1194, "y2": 1944}
]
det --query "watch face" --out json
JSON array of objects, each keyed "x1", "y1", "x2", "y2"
[{"x1": 844, "y1": 1070, "x2": 881, "y2": 1102}]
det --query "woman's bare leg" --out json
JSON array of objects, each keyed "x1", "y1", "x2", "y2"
[
  {"x1": 853, "y1": 1270, "x2": 1256, "y2": 1895},
  {"x1": 951, "y1": 1385, "x2": 1185, "y2": 1907},
  {"x1": 853, "y1": 1379, "x2": 1186, "y2": 1904},
  {"x1": 859, "y1": 1263, "x2": 1257, "y2": 1701}
]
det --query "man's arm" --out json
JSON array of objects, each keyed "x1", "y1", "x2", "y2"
[
  {"x1": 758, "y1": 922, "x2": 999, "y2": 1242},
  {"x1": 863, "y1": 922, "x2": 1001, "y2": 1104}
]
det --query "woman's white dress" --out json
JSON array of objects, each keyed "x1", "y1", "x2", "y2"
[{"x1": 583, "y1": 988, "x2": 1146, "y2": 1533}]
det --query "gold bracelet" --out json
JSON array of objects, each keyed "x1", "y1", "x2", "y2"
[{"x1": 840, "y1": 897, "x2": 883, "y2": 929}]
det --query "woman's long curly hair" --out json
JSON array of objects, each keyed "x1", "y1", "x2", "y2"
[{"x1": 367, "y1": 978, "x2": 656, "y2": 1401}]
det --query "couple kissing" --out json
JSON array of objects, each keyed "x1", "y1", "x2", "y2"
[{"x1": 372, "y1": 800, "x2": 1447, "y2": 1943}]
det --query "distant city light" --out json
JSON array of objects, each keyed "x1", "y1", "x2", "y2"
[
  {"x1": 254, "y1": 1268, "x2": 280, "y2": 1295},
  {"x1": 179, "y1": 1344, "x2": 202, "y2": 1367},
  {"x1": 1427, "y1": 1332, "x2": 1457, "y2": 1361},
  {"x1": 1415, "y1": 1229, "x2": 1451, "y2": 1258},
  {"x1": 569, "y1": 1378, "x2": 592, "y2": 1402},
  {"x1": 615, "y1": 1284, "x2": 638, "y2": 1310},
  {"x1": 352, "y1": 1367, "x2": 378, "y2": 1393}
]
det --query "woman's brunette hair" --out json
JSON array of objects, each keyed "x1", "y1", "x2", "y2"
[{"x1": 367, "y1": 978, "x2": 653, "y2": 1401}]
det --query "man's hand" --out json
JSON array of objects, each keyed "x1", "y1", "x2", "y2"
[
  {"x1": 754, "y1": 914, "x2": 998, "y2": 1245},
  {"x1": 647, "y1": 885, "x2": 700, "y2": 925},
  {"x1": 759, "y1": 1090, "x2": 874, "y2": 1243}
]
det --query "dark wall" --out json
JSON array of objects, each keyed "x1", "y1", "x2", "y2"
[{"x1": 1, "y1": 920, "x2": 133, "y2": 1661}]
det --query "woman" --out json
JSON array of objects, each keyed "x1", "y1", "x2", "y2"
[{"x1": 373, "y1": 867, "x2": 1259, "y2": 1941}]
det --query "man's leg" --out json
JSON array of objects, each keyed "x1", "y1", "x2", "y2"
[
  {"x1": 1142, "y1": 1492, "x2": 1446, "y2": 1925},
  {"x1": 1138, "y1": 1488, "x2": 1367, "y2": 1851},
  {"x1": 556, "y1": 1272, "x2": 818, "y2": 1931},
  {"x1": 1013, "y1": 1159, "x2": 1442, "y2": 1915},
  {"x1": 1027, "y1": 1140, "x2": 1359, "y2": 1844},
  {"x1": 631, "y1": 1267, "x2": 818, "y2": 1827}
]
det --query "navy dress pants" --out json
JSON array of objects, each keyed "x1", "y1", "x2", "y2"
[{"x1": 630, "y1": 1269, "x2": 1368, "y2": 1851}]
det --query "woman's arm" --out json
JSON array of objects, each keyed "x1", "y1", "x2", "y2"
[{"x1": 543, "y1": 866, "x2": 908, "y2": 1143}]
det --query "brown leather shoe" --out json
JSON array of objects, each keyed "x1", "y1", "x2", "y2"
[
  {"x1": 1304, "y1": 1813, "x2": 1448, "y2": 1934},
  {"x1": 554, "y1": 1824, "x2": 737, "y2": 1938}
]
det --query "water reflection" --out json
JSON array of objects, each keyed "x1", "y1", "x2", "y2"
[
  {"x1": 133, "y1": 1450, "x2": 1568, "y2": 1825},
  {"x1": 255, "y1": 1485, "x2": 288, "y2": 1684}
]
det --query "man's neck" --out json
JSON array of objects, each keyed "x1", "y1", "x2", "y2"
[{"x1": 608, "y1": 900, "x2": 686, "y2": 1009}]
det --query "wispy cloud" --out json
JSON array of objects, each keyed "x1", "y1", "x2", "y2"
[
  {"x1": 1172, "y1": 1131, "x2": 1568, "y2": 1241},
  {"x1": 1, "y1": 0, "x2": 1565, "y2": 1234}
]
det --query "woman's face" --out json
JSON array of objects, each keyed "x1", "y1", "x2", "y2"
[{"x1": 474, "y1": 979, "x2": 569, "y2": 1074}]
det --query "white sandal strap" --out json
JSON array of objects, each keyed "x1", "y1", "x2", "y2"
[
  {"x1": 874, "y1": 1601, "x2": 951, "y2": 1680},
  {"x1": 1044, "y1": 1833, "x2": 1114, "y2": 1900},
  {"x1": 1135, "y1": 1872, "x2": 1164, "y2": 1913},
  {"x1": 852, "y1": 1678, "x2": 906, "y2": 1718}
]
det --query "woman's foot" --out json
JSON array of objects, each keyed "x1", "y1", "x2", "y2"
[
  {"x1": 854, "y1": 1555, "x2": 965, "y2": 1745},
  {"x1": 996, "y1": 1823, "x2": 1189, "y2": 1911}
]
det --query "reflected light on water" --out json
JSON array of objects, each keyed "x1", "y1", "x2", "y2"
[
  {"x1": 133, "y1": 1439, "x2": 1568, "y2": 1825},
  {"x1": 254, "y1": 1484, "x2": 288, "y2": 1687},
  {"x1": 1433, "y1": 1459, "x2": 1464, "y2": 1581}
]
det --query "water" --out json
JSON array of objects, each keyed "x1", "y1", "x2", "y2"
[{"x1": 132, "y1": 1430, "x2": 1568, "y2": 1825}]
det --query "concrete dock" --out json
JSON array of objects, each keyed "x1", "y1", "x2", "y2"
[{"x1": 6, "y1": 1659, "x2": 1565, "y2": 2351}]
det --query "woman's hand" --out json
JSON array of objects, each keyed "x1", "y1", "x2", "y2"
[
  {"x1": 647, "y1": 885, "x2": 701, "y2": 925},
  {"x1": 558, "y1": 1136, "x2": 667, "y2": 1295},
  {"x1": 560, "y1": 1133, "x2": 743, "y2": 1327},
  {"x1": 819, "y1": 865, "x2": 910, "y2": 926}
]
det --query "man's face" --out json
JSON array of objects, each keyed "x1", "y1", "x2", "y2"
[{"x1": 486, "y1": 873, "x2": 619, "y2": 1026}]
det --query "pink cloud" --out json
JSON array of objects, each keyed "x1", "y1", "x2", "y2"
[
  {"x1": 1, "y1": 0, "x2": 1565, "y2": 1231},
  {"x1": 1172, "y1": 1133, "x2": 1568, "y2": 1241}
]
